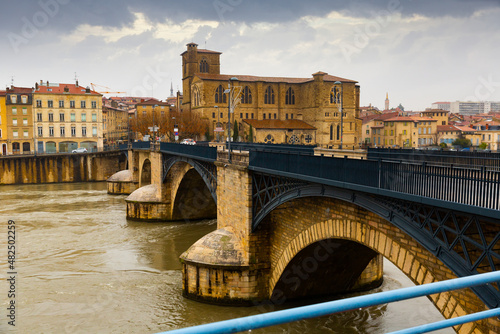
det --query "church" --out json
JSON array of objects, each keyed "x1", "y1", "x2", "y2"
[{"x1": 181, "y1": 42, "x2": 362, "y2": 147}]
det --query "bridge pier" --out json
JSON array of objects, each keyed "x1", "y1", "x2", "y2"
[
  {"x1": 124, "y1": 150, "x2": 172, "y2": 221},
  {"x1": 180, "y1": 151, "x2": 384, "y2": 305}
]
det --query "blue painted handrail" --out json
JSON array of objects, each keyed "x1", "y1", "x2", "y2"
[
  {"x1": 387, "y1": 307, "x2": 500, "y2": 334},
  {"x1": 159, "y1": 271, "x2": 500, "y2": 334}
]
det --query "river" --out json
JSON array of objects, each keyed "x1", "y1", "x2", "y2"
[{"x1": 0, "y1": 182, "x2": 453, "y2": 333}]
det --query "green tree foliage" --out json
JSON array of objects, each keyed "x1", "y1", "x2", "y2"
[
  {"x1": 478, "y1": 142, "x2": 488, "y2": 150},
  {"x1": 452, "y1": 137, "x2": 471, "y2": 148},
  {"x1": 248, "y1": 125, "x2": 254, "y2": 143},
  {"x1": 439, "y1": 142, "x2": 447, "y2": 149}
]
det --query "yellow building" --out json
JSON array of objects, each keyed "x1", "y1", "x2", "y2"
[
  {"x1": 103, "y1": 102, "x2": 130, "y2": 146},
  {"x1": 437, "y1": 125, "x2": 461, "y2": 146},
  {"x1": 181, "y1": 42, "x2": 361, "y2": 147},
  {"x1": 420, "y1": 109, "x2": 449, "y2": 126},
  {"x1": 361, "y1": 112, "x2": 399, "y2": 147},
  {"x1": 384, "y1": 116, "x2": 438, "y2": 148},
  {"x1": 0, "y1": 90, "x2": 7, "y2": 155},
  {"x1": 33, "y1": 81, "x2": 103, "y2": 153},
  {"x1": 5, "y1": 86, "x2": 34, "y2": 154}
]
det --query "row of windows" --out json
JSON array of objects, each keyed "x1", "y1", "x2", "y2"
[
  {"x1": 11, "y1": 129, "x2": 30, "y2": 138},
  {"x1": 202, "y1": 85, "x2": 345, "y2": 107},
  {"x1": 37, "y1": 126, "x2": 98, "y2": 137},
  {"x1": 210, "y1": 85, "x2": 297, "y2": 106},
  {"x1": 9, "y1": 95, "x2": 29, "y2": 104},
  {"x1": 35, "y1": 100, "x2": 98, "y2": 109},
  {"x1": 10, "y1": 107, "x2": 28, "y2": 115},
  {"x1": 36, "y1": 112, "x2": 97, "y2": 122},
  {"x1": 210, "y1": 112, "x2": 298, "y2": 120}
]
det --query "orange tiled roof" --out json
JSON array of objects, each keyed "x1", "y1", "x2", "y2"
[
  {"x1": 243, "y1": 119, "x2": 316, "y2": 130},
  {"x1": 196, "y1": 73, "x2": 357, "y2": 84},
  {"x1": 35, "y1": 83, "x2": 101, "y2": 95},
  {"x1": 136, "y1": 98, "x2": 171, "y2": 106},
  {"x1": 437, "y1": 125, "x2": 460, "y2": 132},
  {"x1": 454, "y1": 126, "x2": 476, "y2": 132},
  {"x1": 361, "y1": 112, "x2": 399, "y2": 123}
]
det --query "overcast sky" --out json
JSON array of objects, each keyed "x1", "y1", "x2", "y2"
[{"x1": 1, "y1": 0, "x2": 500, "y2": 111}]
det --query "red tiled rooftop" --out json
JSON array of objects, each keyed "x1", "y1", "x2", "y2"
[
  {"x1": 361, "y1": 112, "x2": 399, "y2": 123},
  {"x1": 35, "y1": 83, "x2": 101, "y2": 95},
  {"x1": 437, "y1": 125, "x2": 460, "y2": 132}
]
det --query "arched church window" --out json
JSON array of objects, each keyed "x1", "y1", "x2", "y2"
[
  {"x1": 200, "y1": 59, "x2": 209, "y2": 73},
  {"x1": 192, "y1": 86, "x2": 201, "y2": 107},
  {"x1": 241, "y1": 86, "x2": 252, "y2": 104},
  {"x1": 215, "y1": 85, "x2": 227, "y2": 104},
  {"x1": 330, "y1": 86, "x2": 341, "y2": 104},
  {"x1": 285, "y1": 87, "x2": 295, "y2": 105},
  {"x1": 264, "y1": 86, "x2": 275, "y2": 104}
]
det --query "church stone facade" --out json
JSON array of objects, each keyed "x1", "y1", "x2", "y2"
[{"x1": 181, "y1": 42, "x2": 361, "y2": 148}]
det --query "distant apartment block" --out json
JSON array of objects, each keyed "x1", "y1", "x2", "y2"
[{"x1": 433, "y1": 101, "x2": 500, "y2": 115}]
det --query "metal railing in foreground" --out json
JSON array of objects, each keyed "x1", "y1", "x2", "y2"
[{"x1": 159, "y1": 271, "x2": 500, "y2": 334}]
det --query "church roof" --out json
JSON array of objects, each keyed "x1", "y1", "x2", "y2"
[
  {"x1": 195, "y1": 73, "x2": 357, "y2": 84},
  {"x1": 180, "y1": 48, "x2": 222, "y2": 56},
  {"x1": 243, "y1": 119, "x2": 316, "y2": 130}
]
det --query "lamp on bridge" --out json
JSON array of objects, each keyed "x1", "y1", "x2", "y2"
[{"x1": 334, "y1": 81, "x2": 343, "y2": 150}]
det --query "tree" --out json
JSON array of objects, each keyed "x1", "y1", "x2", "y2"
[
  {"x1": 173, "y1": 110, "x2": 210, "y2": 141},
  {"x1": 452, "y1": 137, "x2": 471, "y2": 148},
  {"x1": 440, "y1": 142, "x2": 447, "y2": 149},
  {"x1": 232, "y1": 120, "x2": 239, "y2": 142},
  {"x1": 247, "y1": 125, "x2": 254, "y2": 143},
  {"x1": 478, "y1": 142, "x2": 488, "y2": 150}
]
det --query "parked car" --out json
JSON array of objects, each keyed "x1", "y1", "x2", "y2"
[
  {"x1": 180, "y1": 139, "x2": 196, "y2": 145},
  {"x1": 72, "y1": 147, "x2": 88, "y2": 153}
]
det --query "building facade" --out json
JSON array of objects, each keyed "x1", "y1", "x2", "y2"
[
  {"x1": 181, "y1": 43, "x2": 361, "y2": 147},
  {"x1": 5, "y1": 86, "x2": 34, "y2": 154},
  {"x1": 103, "y1": 101, "x2": 130, "y2": 146},
  {"x1": 33, "y1": 81, "x2": 103, "y2": 153},
  {"x1": 133, "y1": 99, "x2": 173, "y2": 141}
]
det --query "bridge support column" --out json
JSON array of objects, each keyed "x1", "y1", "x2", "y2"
[
  {"x1": 107, "y1": 149, "x2": 139, "y2": 194},
  {"x1": 180, "y1": 151, "x2": 269, "y2": 305},
  {"x1": 125, "y1": 150, "x2": 171, "y2": 221}
]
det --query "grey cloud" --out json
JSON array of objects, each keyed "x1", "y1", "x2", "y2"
[{"x1": 1, "y1": 0, "x2": 499, "y2": 36}]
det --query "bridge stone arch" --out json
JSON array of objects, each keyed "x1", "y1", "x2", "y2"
[
  {"x1": 162, "y1": 156, "x2": 217, "y2": 221},
  {"x1": 260, "y1": 193, "x2": 497, "y2": 333},
  {"x1": 162, "y1": 155, "x2": 217, "y2": 204},
  {"x1": 139, "y1": 158, "x2": 152, "y2": 187}
]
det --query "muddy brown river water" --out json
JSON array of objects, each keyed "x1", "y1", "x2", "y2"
[{"x1": 0, "y1": 182, "x2": 453, "y2": 333}]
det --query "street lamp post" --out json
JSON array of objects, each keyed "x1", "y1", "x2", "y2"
[
  {"x1": 334, "y1": 81, "x2": 343, "y2": 149},
  {"x1": 225, "y1": 77, "x2": 238, "y2": 163},
  {"x1": 214, "y1": 106, "x2": 220, "y2": 142}
]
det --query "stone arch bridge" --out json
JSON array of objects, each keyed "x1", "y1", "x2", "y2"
[{"x1": 108, "y1": 142, "x2": 500, "y2": 333}]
